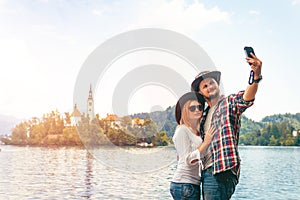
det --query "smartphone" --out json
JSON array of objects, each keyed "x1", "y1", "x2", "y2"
[{"x1": 244, "y1": 46, "x2": 255, "y2": 58}]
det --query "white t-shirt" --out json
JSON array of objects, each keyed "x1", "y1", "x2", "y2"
[
  {"x1": 202, "y1": 104, "x2": 217, "y2": 169},
  {"x1": 172, "y1": 125, "x2": 203, "y2": 185}
]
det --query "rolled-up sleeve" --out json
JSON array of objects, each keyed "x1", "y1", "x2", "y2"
[
  {"x1": 231, "y1": 91, "x2": 254, "y2": 114},
  {"x1": 186, "y1": 149, "x2": 201, "y2": 166}
]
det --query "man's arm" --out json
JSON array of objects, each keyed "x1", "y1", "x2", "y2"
[{"x1": 243, "y1": 53, "x2": 262, "y2": 101}]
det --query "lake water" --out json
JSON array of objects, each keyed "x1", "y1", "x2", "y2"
[{"x1": 0, "y1": 145, "x2": 299, "y2": 199}]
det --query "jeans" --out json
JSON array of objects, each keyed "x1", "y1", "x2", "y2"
[
  {"x1": 201, "y1": 167, "x2": 238, "y2": 200},
  {"x1": 170, "y1": 182, "x2": 200, "y2": 200}
]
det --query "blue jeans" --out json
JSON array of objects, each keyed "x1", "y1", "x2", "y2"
[
  {"x1": 170, "y1": 182, "x2": 200, "y2": 200},
  {"x1": 201, "y1": 167, "x2": 238, "y2": 200}
]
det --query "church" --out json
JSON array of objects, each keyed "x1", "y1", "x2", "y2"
[
  {"x1": 68, "y1": 85, "x2": 145, "y2": 129},
  {"x1": 70, "y1": 84, "x2": 94, "y2": 126}
]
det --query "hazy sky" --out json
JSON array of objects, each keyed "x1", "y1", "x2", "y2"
[{"x1": 0, "y1": 0, "x2": 299, "y2": 122}]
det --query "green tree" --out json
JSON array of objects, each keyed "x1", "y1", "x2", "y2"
[
  {"x1": 29, "y1": 123, "x2": 46, "y2": 145},
  {"x1": 143, "y1": 119, "x2": 158, "y2": 143},
  {"x1": 285, "y1": 133, "x2": 296, "y2": 146},
  {"x1": 269, "y1": 135, "x2": 278, "y2": 146},
  {"x1": 270, "y1": 124, "x2": 280, "y2": 139},
  {"x1": 62, "y1": 126, "x2": 82, "y2": 145},
  {"x1": 295, "y1": 133, "x2": 300, "y2": 146},
  {"x1": 153, "y1": 131, "x2": 169, "y2": 146},
  {"x1": 11, "y1": 122, "x2": 29, "y2": 145}
]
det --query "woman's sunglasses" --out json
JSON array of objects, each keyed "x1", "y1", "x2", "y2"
[{"x1": 188, "y1": 105, "x2": 203, "y2": 112}]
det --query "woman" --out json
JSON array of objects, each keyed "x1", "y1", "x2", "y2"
[{"x1": 170, "y1": 92, "x2": 215, "y2": 200}]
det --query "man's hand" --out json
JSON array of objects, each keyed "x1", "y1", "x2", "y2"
[
  {"x1": 243, "y1": 52, "x2": 263, "y2": 101},
  {"x1": 246, "y1": 52, "x2": 262, "y2": 79}
]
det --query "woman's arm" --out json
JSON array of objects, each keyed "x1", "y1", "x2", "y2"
[{"x1": 187, "y1": 126, "x2": 216, "y2": 165}]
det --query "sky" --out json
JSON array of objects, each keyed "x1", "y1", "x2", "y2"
[{"x1": 0, "y1": 0, "x2": 300, "y2": 122}]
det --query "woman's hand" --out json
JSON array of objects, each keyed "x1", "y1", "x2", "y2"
[
  {"x1": 198, "y1": 126, "x2": 216, "y2": 154},
  {"x1": 203, "y1": 126, "x2": 216, "y2": 144}
]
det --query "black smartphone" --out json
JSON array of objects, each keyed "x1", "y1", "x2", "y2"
[{"x1": 244, "y1": 46, "x2": 255, "y2": 58}]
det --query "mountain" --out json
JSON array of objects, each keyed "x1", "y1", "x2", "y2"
[
  {"x1": 131, "y1": 106, "x2": 177, "y2": 138},
  {"x1": 261, "y1": 113, "x2": 300, "y2": 129},
  {"x1": 0, "y1": 114, "x2": 22, "y2": 135},
  {"x1": 240, "y1": 115, "x2": 264, "y2": 135}
]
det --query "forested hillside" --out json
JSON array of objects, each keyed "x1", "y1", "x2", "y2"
[
  {"x1": 133, "y1": 106, "x2": 300, "y2": 146},
  {"x1": 240, "y1": 113, "x2": 300, "y2": 146}
]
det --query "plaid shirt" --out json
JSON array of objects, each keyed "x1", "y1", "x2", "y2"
[{"x1": 200, "y1": 91, "x2": 254, "y2": 178}]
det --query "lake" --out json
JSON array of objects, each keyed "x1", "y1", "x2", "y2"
[{"x1": 0, "y1": 145, "x2": 299, "y2": 199}]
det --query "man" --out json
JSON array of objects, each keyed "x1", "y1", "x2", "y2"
[{"x1": 191, "y1": 52, "x2": 262, "y2": 199}]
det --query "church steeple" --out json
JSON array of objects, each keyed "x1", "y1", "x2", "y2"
[
  {"x1": 88, "y1": 84, "x2": 93, "y2": 99},
  {"x1": 86, "y1": 84, "x2": 94, "y2": 121}
]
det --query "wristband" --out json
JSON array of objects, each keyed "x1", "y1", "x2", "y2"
[{"x1": 253, "y1": 75, "x2": 263, "y2": 83}]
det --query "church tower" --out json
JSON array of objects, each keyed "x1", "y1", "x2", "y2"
[{"x1": 86, "y1": 84, "x2": 94, "y2": 121}]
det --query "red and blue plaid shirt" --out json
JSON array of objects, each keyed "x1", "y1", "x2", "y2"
[{"x1": 200, "y1": 91, "x2": 254, "y2": 178}]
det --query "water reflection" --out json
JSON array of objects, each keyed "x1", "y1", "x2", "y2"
[
  {"x1": 83, "y1": 151, "x2": 93, "y2": 199},
  {"x1": 89, "y1": 145, "x2": 176, "y2": 173}
]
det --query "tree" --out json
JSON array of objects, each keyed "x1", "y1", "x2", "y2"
[
  {"x1": 285, "y1": 134, "x2": 296, "y2": 146},
  {"x1": 11, "y1": 122, "x2": 29, "y2": 145},
  {"x1": 270, "y1": 124, "x2": 280, "y2": 139},
  {"x1": 269, "y1": 135, "x2": 278, "y2": 146},
  {"x1": 152, "y1": 131, "x2": 169, "y2": 146},
  {"x1": 64, "y1": 112, "x2": 71, "y2": 126},
  {"x1": 295, "y1": 133, "x2": 300, "y2": 146},
  {"x1": 29, "y1": 123, "x2": 46, "y2": 145},
  {"x1": 121, "y1": 116, "x2": 132, "y2": 129},
  {"x1": 62, "y1": 126, "x2": 82, "y2": 145}
]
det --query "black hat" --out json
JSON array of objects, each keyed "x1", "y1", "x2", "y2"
[
  {"x1": 175, "y1": 92, "x2": 205, "y2": 124},
  {"x1": 191, "y1": 70, "x2": 221, "y2": 92}
]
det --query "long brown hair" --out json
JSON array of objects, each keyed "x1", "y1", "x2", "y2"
[{"x1": 180, "y1": 100, "x2": 194, "y2": 128}]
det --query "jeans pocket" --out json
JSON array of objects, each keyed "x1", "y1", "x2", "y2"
[
  {"x1": 181, "y1": 184, "x2": 195, "y2": 198},
  {"x1": 170, "y1": 183, "x2": 178, "y2": 199}
]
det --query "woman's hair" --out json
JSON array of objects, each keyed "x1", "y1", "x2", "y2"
[
  {"x1": 175, "y1": 91, "x2": 205, "y2": 124},
  {"x1": 180, "y1": 100, "x2": 193, "y2": 127}
]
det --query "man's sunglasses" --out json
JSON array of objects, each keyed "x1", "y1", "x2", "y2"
[{"x1": 188, "y1": 105, "x2": 203, "y2": 112}]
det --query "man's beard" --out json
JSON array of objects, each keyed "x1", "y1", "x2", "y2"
[{"x1": 204, "y1": 90, "x2": 220, "y2": 101}]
